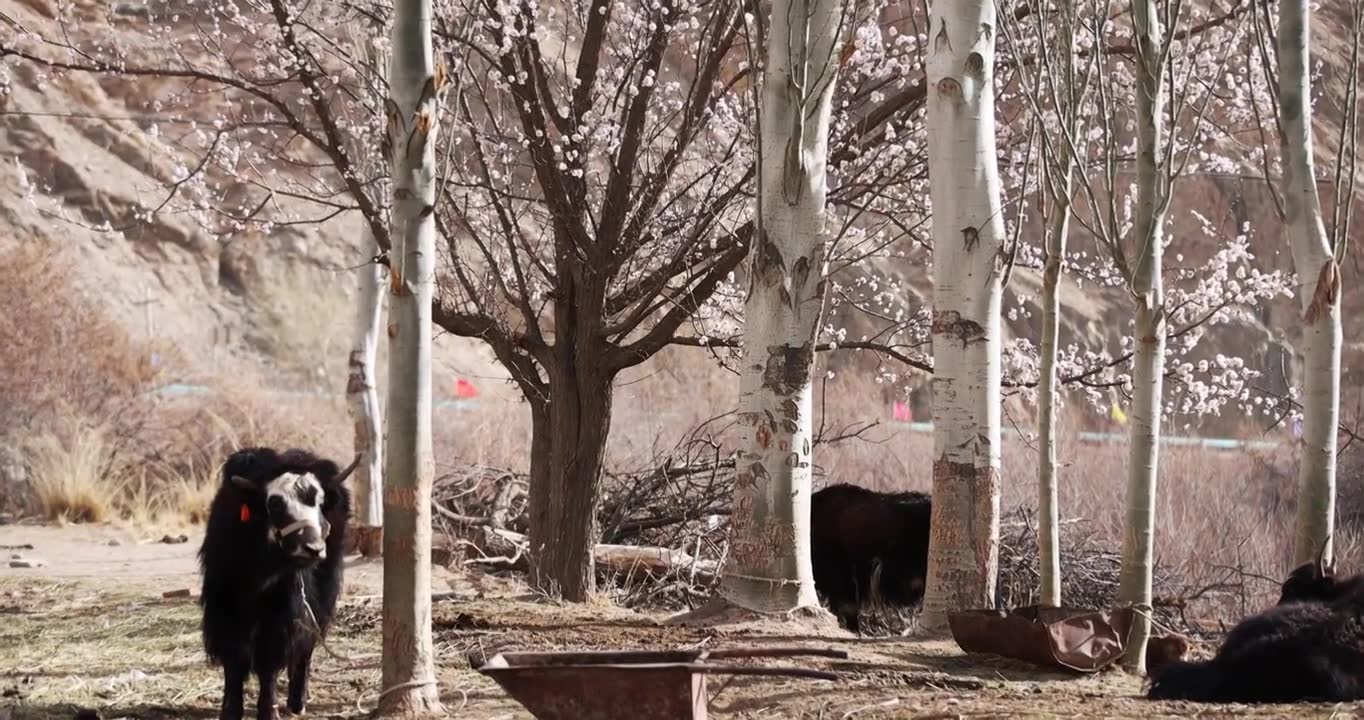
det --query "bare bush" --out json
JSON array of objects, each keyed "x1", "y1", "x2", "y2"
[
  {"x1": 0, "y1": 245, "x2": 164, "y2": 437},
  {"x1": 0, "y1": 244, "x2": 167, "y2": 516}
]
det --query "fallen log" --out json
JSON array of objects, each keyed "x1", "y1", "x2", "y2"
[{"x1": 437, "y1": 506, "x2": 716, "y2": 582}]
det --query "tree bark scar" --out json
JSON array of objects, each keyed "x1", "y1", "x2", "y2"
[
  {"x1": 964, "y1": 52, "x2": 985, "y2": 82},
  {"x1": 934, "y1": 17, "x2": 952, "y2": 52},
  {"x1": 936, "y1": 77, "x2": 962, "y2": 100},
  {"x1": 755, "y1": 230, "x2": 786, "y2": 286},
  {"x1": 346, "y1": 351, "x2": 368, "y2": 394},
  {"x1": 1304, "y1": 259, "x2": 1340, "y2": 324},
  {"x1": 762, "y1": 343, "x2": 813, "y2": 396},
  {"x1": 792, "y1": 256, "x2": 811, "y2": 293},
  {"x1": 962, "y1": 226, "x2": 980, "y2": 251},
  {"x1": 931, "y1": 310, "x2": 986, "y2": 349}
]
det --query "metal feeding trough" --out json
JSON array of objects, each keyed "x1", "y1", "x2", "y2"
[{"x1": 475, "y1": 646, "x2": 848, "y2": 720}]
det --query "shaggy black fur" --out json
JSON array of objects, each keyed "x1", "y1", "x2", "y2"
[
  {"x1": 199, "y1": 447, "x2": 354, "y2": 720},
  {"x1": 1278, "y1": 558, "x2": 1364, "y2": 606},
  {"x1": 1147, "y1": 558, "x2": 1364, "y2": 704},
  {"x1": 810, "y1": 482, "x2": 932, "y2": 634}
]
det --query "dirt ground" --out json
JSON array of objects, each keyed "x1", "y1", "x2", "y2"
[{"x1": 0, "y1": 523, "x2": 1356, "y2": 719}]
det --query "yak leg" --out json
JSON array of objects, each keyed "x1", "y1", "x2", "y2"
[
  {"x1": 254, "y1": 637, "x2": 284, "y2": 720},
  {"x1": 255, "y1": 666, "x2": 282, "y2": 720},
  {"x1": 286, "y1": 643, "x2": 315, "y2": 715},
  {"x1": 219, "y1": 657, "x2": 248, "y2": 720},
  {"x1": 842, "y1": 606, "x2": 862, "y2": 635}
]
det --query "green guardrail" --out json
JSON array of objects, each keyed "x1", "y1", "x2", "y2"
[
  {"x1": 149, "y1": 383, "x2": 478, "y2": 410},
  {"x1": 888, "y1": 421, "x2": 1282, "y2": 450}
]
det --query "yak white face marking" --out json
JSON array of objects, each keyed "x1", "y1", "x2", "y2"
[{"x1": 264, "y1": 472, "x2": 329, "y2": 562}]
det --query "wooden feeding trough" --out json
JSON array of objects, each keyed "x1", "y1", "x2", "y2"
[{"x1": 475, "y1": 646, "x2": 848, "y2": 720}]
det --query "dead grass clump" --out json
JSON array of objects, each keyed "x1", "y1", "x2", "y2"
[{"x1": 22, "y1": 416, "x2": 123, "y2": 524}]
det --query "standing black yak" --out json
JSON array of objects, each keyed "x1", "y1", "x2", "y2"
[
  {"x1": 810, "y1": 482, "x2": 932, "y2": 634},
  {"x1": 199, "y1": 447, "x2": 358, "y2": 720},
  {"x1": 1147, "y1": 549, "x2": 1364, "y2": 704}
]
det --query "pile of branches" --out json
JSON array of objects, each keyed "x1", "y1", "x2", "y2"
[
  {"x1": 995, "y1": 507, "x2": 1216, "y2": 637},
  {"x1": 429, "y1": 422, "x2": 738, "y2": 609}
]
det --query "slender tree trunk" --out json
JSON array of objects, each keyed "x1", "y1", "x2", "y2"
[
  {"x1": 380, "y1": 0, "x2": 444, "y2": 713},
  {"x1": 716, "y1": 0, "x2": 841, "y2": 614},
  {"x1": 348, "y1": 246, "x2": 386, "y2": 558},
  {"x1": 919, "y1": 0, "x2": 1005, "y2": 633},
  {"x1": 528, "y1": 365, "x2": 614, "y2": 602},
  {"x1": 1035, "y1": 4, "x2": 1083, "y2": 610},
  {"x1": 1118, "y1": 0, "x2": 1168, "y2": 674},
  {"x1": 1037, "y1": 173, "x2": 1069, "y2": 608},
  {"x1": 1278, "y1": 0, "x2": 1341, "y2": 568}
]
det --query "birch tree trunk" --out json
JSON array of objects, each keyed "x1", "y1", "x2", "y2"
[
  {"x1": 919, "y1": 0, "x2": 1005, "y2": 633},
  {"x1": 1035, "y1": 5, "x2": 1083, "y2": 610},
  {"x1": 348, "y1": 245, "x2": 386, "y2": 558},
  {"x1": 380, "y1": 0, "x2": 444, "y2": 713},
  {"x1": 1278, "y1": 0, "x2": 1341, "y2": 569},
  {"x1": 1118, "y1": 0, "x2": 1169, "y2": 674},
  {"x1": 717, "y1": 0, "x2": 841, "y2": 613},
  {"x1": 1037, "y1": 159, "x2": 1070, "y2": 608}
]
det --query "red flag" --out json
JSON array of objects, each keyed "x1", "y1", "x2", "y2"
[
  {"x1": 893, "y1": 401, "x2": 911, "y2": 422},
  {"x1": 454, "y1": 378, "x2": 479, "y2": 399}
]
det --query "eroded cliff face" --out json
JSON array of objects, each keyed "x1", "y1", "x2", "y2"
[{"x1": 0, "y1": 0, "x2": 1359, "y2": 434}]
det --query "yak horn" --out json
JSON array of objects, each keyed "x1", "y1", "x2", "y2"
[
  {"x1": 1314, "y1": 534, "x2": 1334, "y2": 577},
  {"x1": 334, "y1": 453, "x2": 363, "y2": 484}
]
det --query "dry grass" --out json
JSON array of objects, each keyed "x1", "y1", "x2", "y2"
[
  {"x1": 21, "y1": 417, "x2": 122, "y2": 524},
  {"x1": 2, "y1": 575, "x2": 1354, "y2": 720}
]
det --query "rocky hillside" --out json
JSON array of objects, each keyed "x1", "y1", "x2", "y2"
[{"x1": 0, "y1": 0, "x2": 1360, "y2": 436}]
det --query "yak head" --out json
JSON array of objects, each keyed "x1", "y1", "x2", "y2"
[
  {"x1": 1278, "y1": 536, "x2": 1338, "y2": 605},
  {"x1": 227, "y1": 449, "x2": 359, "y2": 567}
]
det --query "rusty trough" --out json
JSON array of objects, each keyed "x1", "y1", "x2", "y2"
[{"x1": 475, "y1": 646, "x2": 849, "y2": 719}]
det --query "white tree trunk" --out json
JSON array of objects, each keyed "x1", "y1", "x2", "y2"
[
  {"x1": 1118, "y1": 0, "x2": 1168, "y2": 674},
  {"x1": 1037, "y1": 172, "x2": 1069, "y2": 609},
  {"x1": 1278, "y1": 0, "x2": 1341, "y2": 569},
  {"x1": 348, "y1": 243, "x2": 386, "y2": 556},
  {"x1": 380, "y1": 0, "x2": 444, "y2": 713},
  {"x1": 718, "y1": 0, "x2": 842, "y2": 613},
  {"x1": 1035, "y1": 4, "x2": 1085, "y2": 610},
  {"x1": 919, "y1": 0, "x2": 1005, "y2": 633}
]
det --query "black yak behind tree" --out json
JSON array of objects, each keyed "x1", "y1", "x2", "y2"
[
  {"x1": 199, "y1": 447, "x2": 358, "y2": 720},
  {"x1": 1147, "y1": 547, "x2": 1364, "y2": 704},
  {"x1": 810, "y1": 482, "x2": 932, "y2": 633},
  {"x1": 1277, "y1": 547, "x2": 1364, "y2": 606}
]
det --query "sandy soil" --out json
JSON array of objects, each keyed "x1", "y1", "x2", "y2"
[{"x1": 0, "y1": 522, "x2": 1356, "y2": 719}]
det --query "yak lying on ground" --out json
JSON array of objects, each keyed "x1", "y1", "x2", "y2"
[
  {"x1": 810, "y1": 482, "x2": 932, "y2": 634},
  {"x1": 199, "y1": 447, "x2": 358, "y2": 720},
  {"x1": 1147, "y1": 549, "x2": 1364, "y2": 704},
  {"x1": 1277, "y1": 550, "x2": 1364, "y2": 606}
]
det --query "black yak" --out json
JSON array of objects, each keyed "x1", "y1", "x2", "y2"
[
  {"x1": 199, "y1": 447, "x2": 358, "y2": 720},
  {"x1": 810, "y1": 482, "x2": 932, "y2": 634},
  {"x1": 1147, "y1": 548, "x2": 1364, "y2": 704},
  {"x1": 1277, "y1": 546, "x2": 1364, "y2": 606}
]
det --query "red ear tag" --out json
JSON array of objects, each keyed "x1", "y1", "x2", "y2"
[{"x1": 240, "y1": 504, "x2": 251, "y2": 523}]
